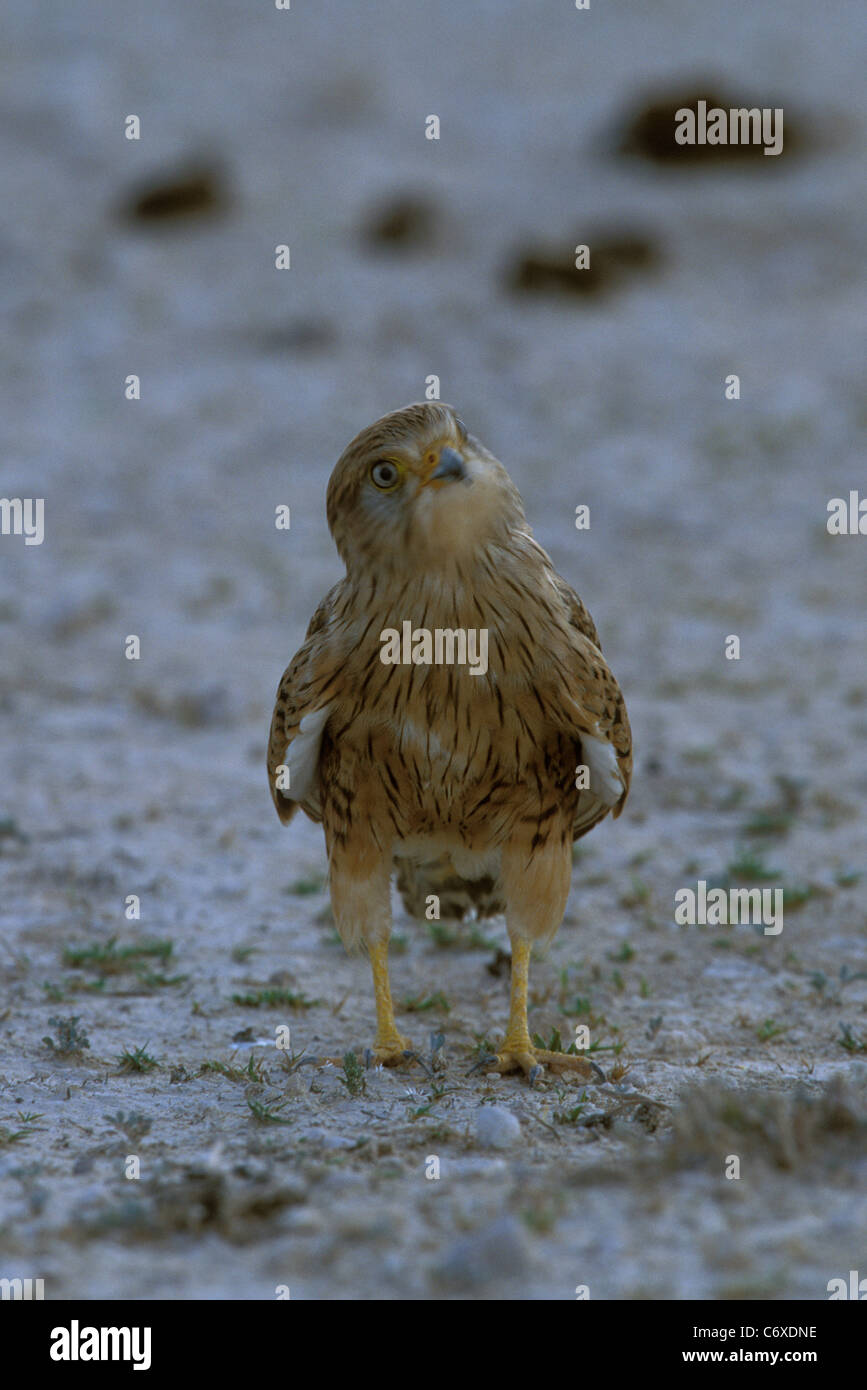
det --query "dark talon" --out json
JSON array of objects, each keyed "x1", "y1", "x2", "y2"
[
  {"x1": 467, "y1": 1052, "x2": 499, "y2": 1075},
  {"x1": 528, "y1": 1064, "x2": 543, "y2": 1088},
  {"x1": 589, "y1": 1061, "x2": 606, "y2": 1084},
  {"x1": 403, "y1": 1049, "x2": 433, "y2": 1076},
  {"x1": 364, "y1": 1049, "x2": 375, "y2": 1069}
]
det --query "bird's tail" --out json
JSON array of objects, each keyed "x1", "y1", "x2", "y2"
[{"x1": 394, "y1": 851, "x2": 505, "y2": 922}]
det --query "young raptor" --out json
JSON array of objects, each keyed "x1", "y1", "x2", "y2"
[{"x1": 267, "y1": 402, "x2": 631, "y2": 1081}]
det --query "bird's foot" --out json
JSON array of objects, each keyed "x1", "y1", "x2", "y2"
[
  {"x1": 470, "y1": 1044, "x2": 605, "y2": 1087},
  {"x1": 365, "y1": 1033, "x2": 430, "y2": 1072}
]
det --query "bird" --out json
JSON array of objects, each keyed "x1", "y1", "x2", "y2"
[{"x1": 267, "y1": 402, "x2": 631, "y2": 1082}]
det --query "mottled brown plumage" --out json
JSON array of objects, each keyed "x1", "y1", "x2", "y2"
[{"x1": 267, "y1": 403, "x2": 631, "y2": 1079}]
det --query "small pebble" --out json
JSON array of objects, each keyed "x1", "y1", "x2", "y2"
[
  {"x1": 436, "y1": 1216, "x2": 529, "y2": 1289},
  {"x1": 474, "y1": 1104, "x2": 521, "y2": 1150}
]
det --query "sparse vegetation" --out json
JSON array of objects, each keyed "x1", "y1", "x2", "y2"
[
  {"x1": 104, "y1": 1110, "x2": 153, "y2": 1142},
  {"x1": 401, "y1": 991, "x2": 451, "y2": 1014},
  {"x1": 56, "y1": 938, "x2": 185, "y2": 993},
  {"x1": 553, "y1": 1093, "x2": 589, "y2": 1125},
  {"x1": 246, "y1": 1094, "x2": 292, "y2": 1124},
  {"x1": 283, "y1": 874, "x2": 326, "y2": 896},
  {"x1": 838, "y1": 1023, "x2": 867, "y2": 1054},
  {"x1": 609, "y1": 941, "x2": 636, "y2": 963},
  {"x1": 727, "y1": 850, "x2": 779, "y2": 882},
  {"x1": 532, "y1": 1028, "x2": 578, "y2": 1055},
  {"x1": 200, "y1": 1054, "x2": 268, "y2": 1084},
  {"x1": 408, "y1": 1078, "x2": 448, "y2": 1119},
  {"x1": 0, "y1": 1112, "x2": 45, "y2": 1146},
  {"x1": 231, "y1": 988, "x2": 320, "y2": 1009},
  {"x1": 63, "y1": 938, "x2": 174, "y2": 971},
  {"x1": 117, "y1": 1044, "x2": 160, "y2": 1073},
  {"x1": 426, "y1": 921, "x2": 459, "y2": 949},
  {"x1": 339, "y1": 1050, "x2": 366, "y2": 1097},
  {"x1": 756, "y1": 1019, "x2": 788, "y2": 1042},
  {"x1": 42, "y1": 1015, "x2": 91, "y2": 1055}
]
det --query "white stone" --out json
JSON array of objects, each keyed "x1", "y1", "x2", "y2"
[{"x1": 474, "y1": 1105, "x2": 521, "y2": 1149}]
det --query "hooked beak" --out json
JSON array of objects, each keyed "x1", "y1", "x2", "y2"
[{"x1": 426, "y1": 446, "x2": 468, "y2": 486}]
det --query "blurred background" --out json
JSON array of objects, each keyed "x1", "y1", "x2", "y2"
[{"x1": 1, "y1": 0, "x2": 866, "y2": 1300}]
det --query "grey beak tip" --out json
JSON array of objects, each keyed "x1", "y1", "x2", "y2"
[{"x1": 431, "y1": 447, "x2": 467, "y2": 482}]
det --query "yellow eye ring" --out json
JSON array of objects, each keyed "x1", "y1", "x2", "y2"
[{"x1": 370, "y1": 460, "x2": 401, "y2": 490}]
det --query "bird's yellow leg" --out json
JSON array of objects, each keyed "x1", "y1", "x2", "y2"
[
  {"x1": 369, "y1": 938, "x2": 413, "y2": 1066},
  {"x1": 501, "y1": 937, "x2": 534, "y2": 1054},
  {"x1": 486, "y1": 937, "x2": 601, "y2": 1084}
]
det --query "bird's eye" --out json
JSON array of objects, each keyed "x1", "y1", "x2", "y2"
[{"x1": 370, "y1": 460, "x2": 400, "y2": 489}]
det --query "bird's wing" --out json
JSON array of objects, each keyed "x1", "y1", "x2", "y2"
[
  {"x1": 266, "y1": 582, "x2": 346, "y2": 825},
  {"x1": 550, "y1": 571, "x2": 602, "y2": 649},
  {"x1": 552, "y1": 575, "x2": 633, "y2": 834}
]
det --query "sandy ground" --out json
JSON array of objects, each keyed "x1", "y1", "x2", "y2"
[{"x1": 1, "y1": 0, "x2": 866, "y2": 1300}]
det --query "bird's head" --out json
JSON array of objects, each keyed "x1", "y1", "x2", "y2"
[{"x1": 326, "y1": 403, "x2": 527, "y2": 574}]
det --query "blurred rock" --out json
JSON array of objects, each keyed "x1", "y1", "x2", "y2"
[
  {"x1": 507, "y1": 231, "x2": 659, "y2": 298},
  {"x1": 474, "y1": 1104, "x2": 522, "y2": 1150},
  {"x1": 669, "y1": 1079, "x2": 865, "y2": 1172},
  {"x1": 330, "y1": 1199, "x2": 405, "y2": 1240},
  {"x1": 132, "y1": 683, "x2": 232, "y2": 728},
  {"x1": 435, "y1": 1215, "x2": 530, "y2": 1289},
  {"x1": 280, "y1": 1205, "x2": 323, "y2": 1236},
  {"x1": 297, "y1": 1124, "x2": 356, "y2": 1150},
  {"x1": 258, "y1": 319, "x2": 338, "y2": 354},
  {"x1": 486, "y1": 947, "x2": 511, "y2": 977},
  {"x1": 618, "y1": 86, "x2": 801, "y2": 163},
  {"x1": 362, "y1": 194, "x2": 439, "y2": 251},
  {"x1": 48, "y1": 594, "x2": 115, "y2": 640},
  {"x1": 652, "y1": 1027, "x2": 707, "y2": 1056},
  {"x1": 305, "y1": 72, "x2": 377, "y2": 124},
  {"x1": 122, "y1": 167, "x2": 227, "y2": 223}
]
